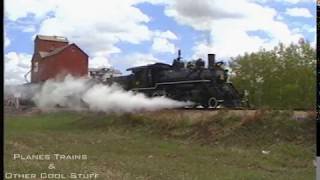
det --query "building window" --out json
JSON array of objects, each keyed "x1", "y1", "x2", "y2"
[{"x1": 34, "y1": 62, "x2": 39, "y2": 72}]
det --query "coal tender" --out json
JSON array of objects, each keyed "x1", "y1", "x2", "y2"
[{"x1": 108, "y1": 50, "x2": 248, "y2": 108}]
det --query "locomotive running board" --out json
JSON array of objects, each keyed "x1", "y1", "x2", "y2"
[{"x1": 131, "y1": 79, "x2": 211, "y2": 91}]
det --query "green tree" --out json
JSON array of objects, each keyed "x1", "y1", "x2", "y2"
[{"x1": 229, "y1": 39, "x2": 316, "y2": 109}]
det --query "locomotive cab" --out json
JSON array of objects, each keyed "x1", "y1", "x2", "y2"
[
  {"x1": 126, "y1": 63, "x2": 172, "y2": 89},
  {"x1": 129, "y1": 68, "x2": 151, "y2": 88}
]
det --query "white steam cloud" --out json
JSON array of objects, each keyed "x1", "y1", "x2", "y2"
[{"x1": 31, "y1": 76, "x2": 191, "y2": 113}]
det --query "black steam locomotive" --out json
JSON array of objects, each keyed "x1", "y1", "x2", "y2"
[{"x1": 107, "y1": 50, "x2": 247, "y2": 108}]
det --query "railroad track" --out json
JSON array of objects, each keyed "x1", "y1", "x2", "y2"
[
  {"x1": 170, "y1": 108, "x2": 315, "y2": 121},
  {"x1": 5, "y1": 105, "x2": 314, "y2": 121},
  {"x1": 6, "y1": 105, "x2": 313, "y2": 112},
  {"x1": 176, "y1": 107, "x2": 313, "y2": 111}
]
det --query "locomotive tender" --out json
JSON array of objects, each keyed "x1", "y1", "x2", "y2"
[{"x1": 107, "y1": 50, "x2": 247, "y2": 108}]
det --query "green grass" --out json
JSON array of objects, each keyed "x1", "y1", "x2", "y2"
[{"x1": 4, "y1": 110, "x2": 316, "y2": 180}]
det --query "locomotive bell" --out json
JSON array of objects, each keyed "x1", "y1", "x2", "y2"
[{"x1": 208, "y1": 54, "x2": 215, "y2": 69}]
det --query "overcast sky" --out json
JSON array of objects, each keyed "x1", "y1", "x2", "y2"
[{"x1": 4, "y1": 0, "x2": 316, "y2": 84}]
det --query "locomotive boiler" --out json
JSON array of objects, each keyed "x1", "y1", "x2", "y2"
[{"x1": 107, "y1": 50, "x2": 247, "y2": 108}]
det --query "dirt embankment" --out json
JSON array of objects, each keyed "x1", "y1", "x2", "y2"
[
  {"x1": 5, "y1": 109, "x2": 316, "y2": 180},
  {"x1": 5, "y1": 106, "x2": 315, "y2": 146}
]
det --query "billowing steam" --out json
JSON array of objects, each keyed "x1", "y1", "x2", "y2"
[
  {"x1": 21, "y1": 76, "x2": 192, "y2": 113},
  {"x1": 5, "y1": 83, "x2": 40, "y2": 100}
]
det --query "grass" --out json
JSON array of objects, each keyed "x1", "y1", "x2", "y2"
[{"x1": 4, "y1": 110, "x2": 316, "y2": 180}]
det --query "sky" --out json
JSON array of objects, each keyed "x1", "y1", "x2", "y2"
[{"x1": 4, "y1": 0, "x2": 316, "y2": 85}]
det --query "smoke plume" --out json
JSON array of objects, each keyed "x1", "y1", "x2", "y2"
[
  {"x1": 5, "y1": 83, "x2": 40, "y2": 101},
  {"x1": 31, "y1": 76, "x2": 191, "y2": 113}
]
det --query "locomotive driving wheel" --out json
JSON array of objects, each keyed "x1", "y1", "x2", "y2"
[{"x1": 208, "y1": 97, "x2": 218, "y2": 109}]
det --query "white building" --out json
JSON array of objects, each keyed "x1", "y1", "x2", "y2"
[{"x1": 89, "y1": 67, "x2": 122, "y2": 82}]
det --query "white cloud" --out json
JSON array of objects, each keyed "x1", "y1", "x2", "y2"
[
  {"x1": 152, "y1": 0, "x2": 304, "y2": 58},
  {"x1": 22, "y1": 25, "x2": 36, "y2": 33},
  {"x1": 253, "y1": 0, "x2": 315, "y2": 4},
  {"x1": 275, "y1": 14, "x2": 284, "y2": 20},
  {"x1": 5, "y1": 32, "x2": 10, "y2": 47},
  {"x1": 4, "y1": 0, "x2": 314, "y2": 83},
  {"x1": 34, "y1": 0, "x2": 153, "y2": 56},
  {"x1": 5, "y1": 52, "x2": 32, "y2": 85},
  {"x1": 311, "y1": 33, "x2": 316, "y2": 47},
  {"x1": 5, "y1": 0, "x2": 58, "y2": 21},
  {"x1": 110, "y1": 53, "x2": 159, "y2": 72},
  {"x1": 300, "y1": 24, "x2": 316, "y2": 33},
  {"x1": 285, "y1": 8, "x2": 313, "y2": 17},
  {"x1": 276, "y1": 0, "x2": 315, "y2": 4},
  {"x1": 5, "y1": 0, "x2": 156, "y2": 63},
  {"x1": 154, "y1": 30, "x2": 178, "y2": 40},
  {"x1": 151, "y1": 30, "x2": 177, "y2": 54},
  {"x1": 191, "y1": 42, "x2": 212, "y2": 60},
  {"x1": 5, "y1": 0, "x2": 173, "y2": 81},
  {"x1": 89, "y1": 56, "x2": 112, "y2": 69},
  {"x1": 120, "y1": 53, "x2": 159, "y2": 67},
  {"x1": 152, "y1": 38, "x2": 176, "y2": 54},
  {"x1": 4, "y1": 0, "x2": 181, "y2": 70}
]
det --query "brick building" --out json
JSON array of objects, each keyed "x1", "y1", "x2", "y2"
[{"x1": 31, "y1": 35, "x2": 88, "y2": 83}]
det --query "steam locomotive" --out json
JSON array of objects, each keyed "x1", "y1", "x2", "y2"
[{"x1": 107, "y1": 50, "x2": 248, "y2": 108}]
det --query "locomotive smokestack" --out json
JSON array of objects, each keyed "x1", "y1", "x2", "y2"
[
  {"x1": 178, "y1": 49, "x2": 181, "y2": 61},
  {"x1": 208, "y1": 54, "x2": 215, "y2": 69}
]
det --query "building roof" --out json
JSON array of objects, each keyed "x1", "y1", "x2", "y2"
[
  {"x1": 36, "y1": 35, "x2": 69, "y2": 42},
  {"x1": 39, "y1": 43, "x2": 88, "y2": 59},
  {"x1": 39, "y1": 45, "x2": 69, "y2": 58},
  {"x1": 38, "y1": 51, "x2": 49, "y2": 58}
]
